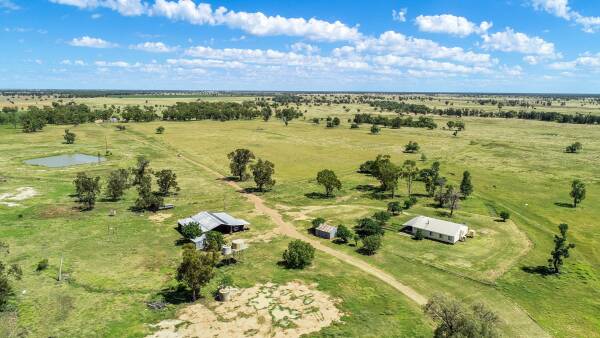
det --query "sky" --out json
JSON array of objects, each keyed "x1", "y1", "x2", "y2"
[{"x1": 1, "y1": 0, "x2": 599, "y2": 93}]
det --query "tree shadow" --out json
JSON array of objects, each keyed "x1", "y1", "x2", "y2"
[
  {"x1": 332, "y1": 238, "x2": 348, "y2": 245},
  {"x1": 554, "y1": 202, "x2": 574, "y2": 208},
  {"x1": 304, "y1": 192, "x2": 333, "y2": 199},
  {"x1": 434, "y1": 210, "x2": 451, "y2": 217},
  {"x1": 354, "y1": 184, "x2": 377, "y2": 192},
  {"x1": 521, "y1": 265, "x2": 555, "y2": 276},
  {"x1": 174, "y1": 238, "x2": 189, "y2": 246},
  {"x1": 242, "y1": 187, "x2": 264, "y2": 194},
  {"x1": 158, "y1": 284, "x2": 192, "y2": 305}
]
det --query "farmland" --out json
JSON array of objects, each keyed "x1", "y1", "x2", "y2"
[{"x1": 1, "y1": 94, "x2": 600, "y2": 337}]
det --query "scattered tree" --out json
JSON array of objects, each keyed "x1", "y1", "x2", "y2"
[
  {"x1": 414, "y1": 228, "x2": 424, "y2": 240},
  {"x1": 250, "y1": 158, "x2": 276, "y2": 192},
  {"x1": 316, "y1": 169, "x2": 342, "y2": 197},
  {"x1": 282, "y1": 240, "x2": 315, "y2": 269},
  {"x1": 134, "y1": 174, "x2": 163, "y2": 211},
  {"x1": 460, "y1": 171, "x2": 474, "y2": 198},
  {"x1": 131, "y1": 155, "x2": 151, "y2": 186},
  {"x1": 181, "y1": 222, "x2": 202, "y2": 240},
  {"x1": 176, "y1": 244, "x2": 218, "y2": 301},
  {"x1": 336, "y1": 225, "x2": 352, "y2": 243},
  {"x1": 311, "y1": 217, "x2": 326, "y2": 229},
  {"x1": 355, "y1": 218, "x2": 384, "y2": 238},
  {"x1": 373, "y1": 211, "x2": 391, "y2": 225},
  {"x1": 361, "y1": 235, "x2": 382, "y2": 255},
  {"x1": 156, "y1": 126, "x2": 165, "y2": 134},
  {"x1": 401, "y1": 160, "x2": 419, "y2": 196},
  {"x1": 404, "y1": 141, "x2": 420, "y2": 153},
  {"x1": 548, "y1": 223, "x2": 576, "y2": 274},
  {"x1": 73, "y1": 172, "x2": 101, "y2": 210},
  {"x1": 370, "y1": 124, "x2": 380, "y2": 134},
  {"x1": 420, "y1": 161, "x2": 442, "y2": 197},
  {"x1": 404, "y1": 196, "x2": 418, "y2": 209},
  {"x1": 105, "y1": 168, "x2": 130, "y2": 201},
  {"x1": 570, "y1": 179, "x2": 586, "y2": 207},
  {"x1": 376, "y1": 161, "x2": 401, "y2": 197},
  {"x1": 499, "y1": 211, "x2": 510, "y2": 222},
  {"x1": 387, "y1": 201, "x2": 402, "y2": 215},
  {"x1": 227, "y1": 149, "x2": 255, "y2": 181},
  {"x1": 63, "y1": 129, "x2": 76, "y2": 144},
  {"x1": 20, "y1": 108, "x2": 46, "y2": 133},
  {"x1": 204, "y1": 231, "x2": 225, "y2": 252},
  {"x1": 565, "y1": 142, "x2": 582, "y2": 153},
  {"x1": 155, "y1": 169, "x2": 180, "y2": 196}
]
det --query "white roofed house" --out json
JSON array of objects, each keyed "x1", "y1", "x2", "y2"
[
  {"x1": 403, "y1": 216, "x2": 468, "y2": 244},
  {"x1": 178, "y1": 211, "x2": 250, "y2": 249}
]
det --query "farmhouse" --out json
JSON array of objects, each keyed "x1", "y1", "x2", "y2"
[
  {"x1": 403, "y1": 216, "x2": 468, "y2": 244},
  {"x1": 315, "y1": 224, "x2": 337, "y2": 239}
]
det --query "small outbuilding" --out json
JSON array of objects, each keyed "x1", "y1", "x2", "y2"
[
  {"x1": 315, "y1": 224, "x2": 337, "y2": 239},
  {"x1": 178, "y1": 211, "x2": 249, "y2": 234},
  {"x1": 403, "y1": 215, "x2": 468, "y2": 244}
]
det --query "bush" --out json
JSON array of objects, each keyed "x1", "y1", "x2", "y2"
[
  {"x1": 355, "y1": 218, "x2": 384, "y2": 238},
  {"x1": 36, "y1": 258, "x2": 49, "y2": 271},
  {"x1": 311, "y1": 217, "x2": 326, "y2": 229},
  {"x1": 414, "y1": 228, "x2": 424, "y2": 240},
  {"x1": 404, "y1": 141, "x2": 420, "y2": 153},
  {"x1": 350, "y1": 123, "x2": 359, "y2": 129},
  {"x1": 361, "y1": 235, "x2": 382, "y2": 255},
  {"x1": 370, "y1": 124, "x2": 380, "y2": 134},
  {"x1": 156, "y1": 126, "x2": 165, "y2": 134},
  {"x1": 499, "y1": 211, "x2": 510, "y2": 222},
  {"x1": 181, "y1": 222, "x2": 202, "y2": 240},
  {"x1": 387, "y1": 201, "x2": 402, "y2": 215},
  {"x1": 403, "y1": 196, "x2": 418, "y2": 209},
  {"x1": 336, "y1": 225, "x2": 352, "y2": 243},
  {"x1": 204, "y1": 231, "x2": 225, "y2": 252},
  {"x1": 282, "y1": 240, "x2": 315, "y2": 269},
  {"x1": 373, "y1": 211, "x2": 392, "y2": 225}
]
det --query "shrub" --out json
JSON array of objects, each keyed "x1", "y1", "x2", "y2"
[
  {"x1": 361, "y1": 235, "x2": 382, "y2": 255},
  {"x1": 499, "y1": 211, "x2": 510, "y2": 222},
  {"x1": 282, "y1": 240, "x2": 315, "y2": 269},
  {"x1": 311, "y1": 217, "x2": 326, "y2": 229},
  {"x1": 404, "y1": 141, "x2": 420, "y2": 153},
  {"x1": 414, "y1": 229, "x2": 424, "y2": 240},
  {"x1": 370, "y1": 124, "x2": 380, "y2": 134},
  {"x1": 336, "y1": 225, "x2": 352, "y2": 243},
  {"x1": 373, "y1": 211, "x2": 391, "y2": 225},
  {"x1": 355, "y1": 218, "x2": 384, "y2": 238},
  {"x1": 403, "y1": 196, "x2": 418, "y2": 209},
  {"x1": 204, "y1": 231, "x2": 225, "y2": 252},
  {"x1": 36, "y1": 259, "x2": 49, "y2": 271},
  {"x1": 181, "y1": 222, "x2": 202, "y2": 240},
  {"x1": 387, "y1": 201, "x2": 402, "y2": 215},
  {"x1": 350, "y1": 123, "x2": 359, "y2": 129},
  {"x1": 156, "y1": 126, "x2": 165, "y2": 134}
]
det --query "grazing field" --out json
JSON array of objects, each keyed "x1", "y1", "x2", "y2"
[{"x1": 1, "y1": 97, "x2": 600, "y2": 337}]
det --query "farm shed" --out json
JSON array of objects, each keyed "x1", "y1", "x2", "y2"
[
  {"x1": 315, "y1": 224, "x2": 337, "y2": 239},
  {"x1": 178, "y1": 211, "x2": 249, "y2": 234},
  {"x1": 403, "y1": 216, "x2": 468, "y2": 244}
]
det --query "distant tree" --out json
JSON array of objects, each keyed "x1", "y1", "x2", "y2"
[
  {"x1": 0, "y1": 242, "x2": 22, "y2": 311},
  {"x1": 20, "y1": 108, "x2": 46, "y2": 133},
  {"x1": 355, "y1": 218, "x2": 384, "y2": 238},
  {"x1": 261, "y1": 106, "x2": 272, "y2": 122},
  {"x1": 73, "y1": 172, "x2": 101, "y2": 210},
  {"x1": 336, "y1": 225, "x2": 352, "y2": 243},
  {"x1": 401, "y1": 160, "x2": 419, "y2": 196},
  {"x1": 565, "y1": 142, "x2": 582, "y2": 153},
  {"x1": 437, "y1": 185, "x2": 461, "y2": 216},
  {"x1": 373, "y1": 211, "x2": 392, "y2": 225},
  {"x1": 63, "y1": 129, "x2": 76, "y2": 144},
  {"x1": 250, "y1": 158, "x2": 276, "y2": 192},
  {"x1": 424, "y1": 293, "x2": 500, "y2": 338},
  {"x1": 282, "y1": 240, "x2": 315, "y2": 269},
  {"x1": 350, "y1": 123, "x2": 359, "y2": 129},
  {"x1": 227, "y1": 149, "x2": 255, "y2": 181},
  {"x1": 460, "y1": 171, "x2": 474, "y2": 198},
  {"x1": 403, "y1": 196, "x2": 417, "y2": 210},
  {"x1": 181, "y1": 222, "x2": 202, "y2": 240},
  {"x1": 134, "y1": 174, "x2": 163, "y2": 211},
  {"x1": 420, "y1": 161, "x2": 441, "y2": 197},
  {"x1": 420, "y1": 153, "x2": 427, "y2": 162},
  {"x1": 204, "y1": 231, "x2": 225, "y2": 252},
  {"x1": 176, "y1": 244, "x2": 218, "y2": 301},
  {"x1": 370, "y1": 124, "x2": 380, "y2": 134},
  {"x1": 156, "y1": 126, "x2": 165, "y2": 134},
  {"x1": 499, "y1": 211, "x2": 510, "y2": 222},
  {"x1": 316, "y1": 169, "x2": 342, "y2": 197},
  {"x1": 361, "y1": 235, "x2": 382, "y2": 255},
  {"x1": 332, "y1": 116, "x2": 341, "y2": 127},
  {"x1": 352, "y1": 233, "x2": 360, "y2": 247},
  {"x1": 387, "y1": 201, "x2": 402, "y2": 215},
  {"x1": 548, "y1": 223, "x2": 576, "y2": 274},
  {"x1": 105, "y1": 168, "x2": 130, "y2": 201},
  {"x1": 404, "y1": 141, "x2": 420, "y2": 153},
  {"x1": 131, "y1": 155, "x2": 151, "y2": 186},
  {"x1": 414, "y1": 228, "x2": 424, "y2": 240},
  {"x1": 570, "y1": 180, "x2": 586, "y2": 207},
  {"x1": 376, "y1": 161, "x2": 401, "y2": 197},
  {"x1": 155, "y1": 169, "x2": 180, "y2": 196}
]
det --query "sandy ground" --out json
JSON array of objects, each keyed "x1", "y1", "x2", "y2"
[
  {"x1": 148, "y1": 282, "x2": 342, "y2": 338},
  {"x1": 0, "y1": 187, "x2": 38, "y2": 207},
  {"x1": 149, "y1": 213, "x2": 173, "y2": 223}
]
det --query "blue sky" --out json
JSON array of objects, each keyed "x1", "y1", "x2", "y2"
[{"x1": 1, "y1": 0, "x2": 599, "y2": 92}]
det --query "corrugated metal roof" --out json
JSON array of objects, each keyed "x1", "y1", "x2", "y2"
[
  {"x1": 403, "y1": 216, "x2": 468, "y2": 237},
  {"x1": 178, "y1": 211, "x2": 249, "y2": 232},
  {"x1": 316, "y1": 224, "x2": 337, "y2": 233}
]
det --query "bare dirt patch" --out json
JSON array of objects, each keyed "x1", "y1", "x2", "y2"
[
  {"x1": 0, "y1": 187, "x2": 38, "y2": 207},
  {"x1": 149, "y1": 213, "x2": 172, "y2": 223},
  {"x1": 147, "y1": 281, "x2": 343, "y2": 338}
]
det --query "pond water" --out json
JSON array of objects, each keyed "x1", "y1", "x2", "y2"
[{"x1": 25, "y1": 153, "x2": 105, "y2": 168}]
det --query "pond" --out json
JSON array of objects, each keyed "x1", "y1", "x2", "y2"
[{"x1": 25, "y1": 153, "x2": 106, "y2": 168}]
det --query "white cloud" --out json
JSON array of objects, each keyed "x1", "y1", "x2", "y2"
[
  {"x1": 130, "y1": 41, "x2": 178, "y2": 53},
  {"x1": 532, "y1": 0, "x2": 600, "y2": 33},
  {"x1": 549, "y1": 53, "x2": 600, "y2": 70},
  {"x1": 290, "y1": 42, "x2": 320, "y2": 54},
  {"x1": 91, "y1": 13, "x2": 102, "y2": 19},
  {"x1": 0, "y1": 0, "x2": 19, "y2": 10},
  {"x1": 63, "y1": 59, "x2": 87, "y2": 65},
  {"x1": 52, "y1": 0, "x2": 361, "y2": 42},
  {"x1": 415, "y1": 14, "x2": 492, "y2": 37},
  {"x1": 95, "y1": 60, "x2": 141, "y2": 68},
  {"x1": 481, "y1": 28, "x2": 556, "y2": 56},
  {"x1": 69, "y1": 36, "x2": 117, "y2": 48},
  {"x1": 392, "y1": 8, "x2": 407, "y2": 23}
]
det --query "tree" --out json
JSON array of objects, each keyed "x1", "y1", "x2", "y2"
[
  {"x1": 420, "y1": 161, "x2": 441, "y2": 197},
  {"x1": 204, "y1": 231, "x2": 225, "y2": 252},
  {"x1": 156, "y1": 126, "x2": 165, "y2": 134},
  {"x1": 250, "y1": 158, "x2": 276, "y2": 192},
  {"x1": 336, "y1": 225, "x2": 352, "y2": 243},
  {"x1": 261, "y1": 106, "x2": 272, "y2": 121},
  {"x1": 387, "y1": 201, "x2": 402, "y2": 215},
  {"x1": 311, "y1": 217, "x2": 326, "y2": 229},
  {"x1": 401, "y1": 160, "x2": 419, "y2": 196},
  {"x1": 63, "y1": 129, "x2": 76, "y2": 144},
  {"x1": 414, "y1": 228, "x2": 424, "y2": 240},
  {"x1": 446, "y1": 186, "x2": 461, "y2": 216},
  {"x1": 499, "y1": 211, "x2": 510, "y2": 222},
  {"x1": 176, "y1": 244, "x2": 218, "y2": 301},
  {"x1": 105, "y1": 168, "x2": 130, "y2": 201},
  {"x1": 404, "y1": 141, "x2": 420, "y2": 153},
  {"x1": 570, "y1": 179, "x2": 586, "y2": 207},
  {"x1": 370, "y1": 124, "x2": 380, "y2": 134},
  {"x1": 131, "y1": 155, "x2": 151, "y2": 186},
  {"x1": 181, "y1": 222, "x2": 202, "y2": 240},
  {"x1": 282, "y1": 240, "x2": 315, "y2": 269},
  {"x1": 134, "y1": 174, "x2": 163, "y2": 211},
  {"x1": 355, "y1": 218, "x2": 384, "y2": 238},
  {"x1": 20, "y1": 108, "x2": 46, "y2": 133},
  {"x1": 460, "y1": 171, "x2": 474, "y2": 198},
  {"x1": 565, "y1": 142, "x2": 582, "y2": 153},
  {"x1": 376, "y1": 161, "x2": 401, "y2": 197},
  {"x1": 0, "y1": 242, "x2": 22, "y2": 311},
  {"x1": 373, "y1": 211, "x2": 391, "y2": 225},
  {"x1": 361, "y1": 235, "x2": 382, "y2": 255},
  {"x1": 155, "y1": 169, "x2": 180, "y2": 196},
  {"x1": 73, "y1": 172, "x2": 101, "y2": 210},
  {"x1": 424, "y1": 293, "x2": 500, "y2": 338},
  {"x1": 548, "y1": 223, "x2": 576, "y2": 274},
  {"x1": 316, "y1": 169, "x2": 342, "y2": 197},
  {"x1": 227, "y1": 149, "x2": 255, "y2": 181}
]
